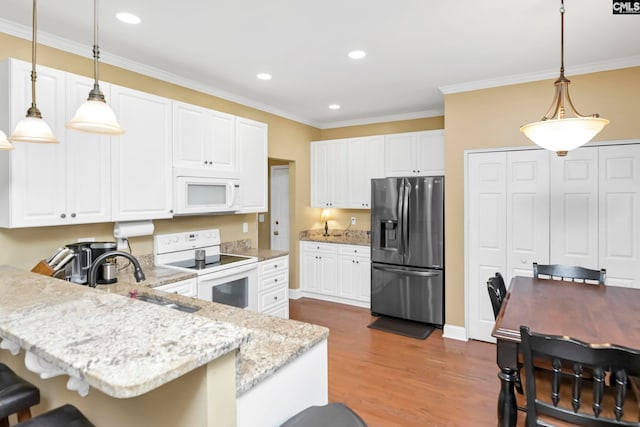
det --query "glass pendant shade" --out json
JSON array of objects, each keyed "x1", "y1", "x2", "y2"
[
  {"x1": 10, "y1": 115, "x2": 57, "y2": 144},
  {"x1": 67, "y1": 99, "x2": 124, "y2": 135},
  {"x1": 0, "y1": 130, "x2": 15, "y2": 150},
  {"x1": 521, "y1": 117, "x2": 609, "y2": 156}
]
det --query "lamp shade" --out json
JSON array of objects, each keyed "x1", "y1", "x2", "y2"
[
  {"x1": 66, "y1": 99, "x2": 124, "y2": 135},
  {"x1": 520, "y1": 117, "x2": 609, "y2": 156},
  {"x1": 320, "y1": 209, "x2": 332, "y2": 222},
  {"x1": 9, "y1": 116, "x2": 58, "y2": 144},
  {"x1": 0, "y1": 130, "x2": 15, "y2": 150}
]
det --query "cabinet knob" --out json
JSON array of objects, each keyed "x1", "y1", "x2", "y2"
[
  {"x1": 274, "y1": 264, "x2": 278, "y2": 268},
  {"x1": 274, "y1": 296, "x2": 278, "y2": 300},
  {"x1": 275, "y1": 278, "x2": 278, "y2": 282},
  {"x1": 70, "y1": 213, "x2": 76, "y2": 218},
  {"x1": 60, "y1": 213, "x2": 66, "y2": 219}
]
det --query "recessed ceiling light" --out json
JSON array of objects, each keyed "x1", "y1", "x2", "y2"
[
  {"x1": 257, "y1": 73, "x2": 272, "y2": 80},
  {"x1": 116, "y1": 12, "x2": 141, "y2": 25},
  {"x1": 348, "y1": 50, "x2": 366, "y2": 59},
  {"x1": 329, "y1": 104, "x2": 341, "y2": 110}
]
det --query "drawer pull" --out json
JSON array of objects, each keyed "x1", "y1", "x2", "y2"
[{"x1": 274, "y1": 278, "x2": 278, "y2": 282}]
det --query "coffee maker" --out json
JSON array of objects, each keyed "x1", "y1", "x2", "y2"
[{"x1": 66, "y1": 241, "x2": 117, "y2": 285}]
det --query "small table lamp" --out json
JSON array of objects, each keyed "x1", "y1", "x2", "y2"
[{"x1": 320, "y1": 209, "x2": 331, "y2": 236}]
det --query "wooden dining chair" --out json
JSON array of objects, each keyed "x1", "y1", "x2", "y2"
[
  {"x1": 532, "y1": 262, "x2": 606, "y2": 285},
  {"x1": 520, "y1": 325, "x2": 640, "y2": 426},
  {"x1": 487, "y1": 272, "x2": 507, "y2": 319}
]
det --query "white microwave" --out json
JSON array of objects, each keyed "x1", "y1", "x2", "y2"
[{"x1": 174, "y1": 176, "x2": 240, "y2": 215}]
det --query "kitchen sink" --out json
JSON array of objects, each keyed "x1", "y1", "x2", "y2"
[{"x1": 133, "y1": 294, "x2": 200, "y2": 313}]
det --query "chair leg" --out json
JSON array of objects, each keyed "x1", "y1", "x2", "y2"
[
  {"x1": 17, "y1": 408, "x2": 33, "y2": 422},
  {"x1": 515, "y1": 371, "x2": 524, "y2": 394}
]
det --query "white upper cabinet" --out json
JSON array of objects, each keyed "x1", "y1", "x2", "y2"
[
  {"x1": 110, "y1": 85, "x2": 173, "y2": 221},
  {"x1": 0, "y1": 59, "x2": 111, "y2": 228},
  {"x1": 310, "y1": 139, "x2": 347, "y2": 208},
  {"x1": 347, "y1": 136, "x2": 384, "y2": 209},
  {"x1": 173, "y1": 101, "x2": 237, "y2": 177},
  {"x1": 236, "y1": 117, "x2": 268, "y2": 213},
  {"x1": 385, "y1": 130, "x2": 444, "y2": 176}
]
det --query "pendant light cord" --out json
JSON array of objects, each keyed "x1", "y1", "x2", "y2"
[
  {"x1": 559, "y1": 0, "x2": 565, "y2": 78},
  {"x1": 93, "y1": 0, "x2": 100, "y2": 87},
  {"x1": 28, "y1": 0, "x2": 41, "y2": 118}
]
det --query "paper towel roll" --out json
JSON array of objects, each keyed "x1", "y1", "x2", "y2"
[{"x1": 113, "y1": 220, "x2": 155, "y2": 238}]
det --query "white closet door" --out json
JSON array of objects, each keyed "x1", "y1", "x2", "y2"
[
  {"x1": 467, "y1": 151, "x2": 506, "y2": 342},
  {"x1": 599, "y1": 144, "x2": 640, "y2": 288},
  {"x1": 506, "y1": 150, "x2": 550, "y2": 279},
  {"x1": 550, "y1": 147, "x2": 599, "y2": 269}
]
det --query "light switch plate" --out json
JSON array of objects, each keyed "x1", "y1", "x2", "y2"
[
  {"x1": 258, "y1": 214, "x2": 265, "y2": 223},
  {"x1": 243, "y1": 222, "x2": 249, "y2": 233}
]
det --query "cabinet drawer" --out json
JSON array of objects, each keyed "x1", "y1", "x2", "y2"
[
  {"x1": 259, "y1": 256, "x2": 289, "y2": 276},
  {"x1": 338, "y1": 244, "x2": 370, "y2": 258},
  {"x1": 302, "y1": 242, "x2": 337, "y2": 254},
  {"x1": 260, "y1": 286, "x2": 288, "y2": 312},
  {"x1": 259, "y1": 271, "x2": 288, "y2": 291},
  {"x1": 262, "y1": 302, "x2": 289, "y2": 319},
  {"x1": 155, "y1": 278, "x2": 197, "y2": 297}
]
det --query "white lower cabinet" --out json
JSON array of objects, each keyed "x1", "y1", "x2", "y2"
[
  {"x1": 258, "y1": 255, "x2": 289, "y2": 318},
  {"x1": 300, "y1": 241, "x2": 370, "y2": 307},
  {"x1": 154, "y1": 278, "x2": 197, "y2": 297}
]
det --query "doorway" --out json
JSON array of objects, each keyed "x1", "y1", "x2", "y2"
[{"x1": 270, "y1": 165, "x2": 290, "y2": 251}]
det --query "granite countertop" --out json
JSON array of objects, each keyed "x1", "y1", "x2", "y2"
[
  {"x1": 0, "y1": 266, "x2": 249, "y2": 399},
  {"x1": 104, "y1": 260, "x2": 327, "y2": 396},
  {"x1": 299, "y1": 229, "x2": 370, "y2": 246},
  {"x1": 229, "y1": 248, "x2": 289, "y2": 261}
]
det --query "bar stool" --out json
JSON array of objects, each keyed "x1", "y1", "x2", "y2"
[
  {"x1": 280, "y1": 403, "x2": 367, "y2": 427},
  {"x1": 0, "y1": 363, "x2": 40, "y2": 427},
  {"x1": 16, "y1": 405, "x2": 94, "y2": 427}
]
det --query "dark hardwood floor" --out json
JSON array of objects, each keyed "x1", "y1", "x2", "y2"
[{"x1": 289, "y1": 298, "x2": 507, "y2": 427}]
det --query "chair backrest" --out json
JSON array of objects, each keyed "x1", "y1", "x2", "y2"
[
  {"x1": 520, "y1": 325, "x2": 640, "y2": 426},
  {"x1": 532, "y1": 262, "x2": 606, "y2": 285},
  {"x1": 486, "y1": 272, "x2": 507, "y2": 319}
]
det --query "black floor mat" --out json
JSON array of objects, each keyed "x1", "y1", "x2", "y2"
[{"x1": 367, "y1": 316, "x2": 435, "y2": 340}]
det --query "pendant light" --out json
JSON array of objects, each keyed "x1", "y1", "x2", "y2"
[
  {"x1": 9, "y1": 0, "x2": 58, "y2": 144},
  {"x1": 520, "y1": 0, "x2": 609, "y2": 157},
  {"x1": 0, "y1": 130, "x2": 15, "y2": 151},
  {"x1": 66, "y1": 0, "x2": 124, "y2": 135}
]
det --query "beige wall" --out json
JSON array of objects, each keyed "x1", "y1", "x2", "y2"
[
  {"x1": 0, "y1": 33, "x2": 320, "y2": 289},
  {"x1": 444, "y1": 66, "x2": 640, "y2": 328}
]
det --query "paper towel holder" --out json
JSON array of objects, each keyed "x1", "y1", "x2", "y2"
[{"x1": 113, "y1": 220, "x2": 154, "y2": 250}]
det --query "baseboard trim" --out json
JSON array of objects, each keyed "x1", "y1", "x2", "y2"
[
  {"x1": 443, "y1": 324, "x2": 468, "y2": 342},
  {"x1": 288, "y1": 289, "x2": 303, "y2": 300}
]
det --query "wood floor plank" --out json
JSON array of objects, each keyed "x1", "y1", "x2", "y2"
[{"x1": 290, "y1": 298, "x2": 516, "y2": 427}]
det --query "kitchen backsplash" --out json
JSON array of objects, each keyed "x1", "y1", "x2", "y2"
[{"x1": 221, "y1": 239, "x2": 252, "y2": 253}]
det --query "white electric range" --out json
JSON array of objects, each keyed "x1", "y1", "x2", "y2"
[{"x1": 153, "y1": 229, "x2": 258, "y2": 311}]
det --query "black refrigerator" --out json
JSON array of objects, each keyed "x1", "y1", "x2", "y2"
[{"x1": 370, "y1": 176, "x2": 444, "y2": 326}]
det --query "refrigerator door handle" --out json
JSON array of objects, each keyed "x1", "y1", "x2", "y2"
[
  {"x1": 401, "y1": 178, "x2": 410, "y2": 259},
  {"x1": 372, "y1": 264, "x2": 440, "y2": 277}
]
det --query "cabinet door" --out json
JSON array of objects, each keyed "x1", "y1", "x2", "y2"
[
  {"x1": 173, "y1": 101, "x2": 207, "y2": 169},
  {"x1": 236, "y1": 117, "x2": 268, "y2": 213},
  {"x1": 506, "y1": 150, "x2": 549, "y2": 278},
  {"x1": 111, "y1": 85, "x2": 173, "y2": 221},
  {"x1": 310, "y1": 142, "x2": 329, "y2": 208},
  {"x1": 208, "y1": 110, "x2": 237, "y2": 176},
  {"x1": 318, "y1": 252, "x2": 338, "y2": 295},
  {"x1": 338, "y1": 255, "x2": 370, "y2": 302},
  {"x1": 8, "y1": 60, "x2": 66, "y2": 227},
  {"x1": 599, "y1": 144, "x2": 640, "y2": 288},
  {"x1": 327, "y1": 140, "x2": 347, "y2": 208},
  {"x1": 301, "y1": 250, "x2": 322, "y2": 293},
  {"x1": 414, "y1": 130, "x2": 445, "y2": 176},
  {"x1": 467, "y1": 151, "x2": 507, "y2": 343},
  {"x1": 385, "y1": 133, "x2": 415, "y2": 176},
  {"x1": 550, "y1": 147, "x2": 599, "y2": 269},
  {"x1": 347, "y1": 136, "x2": 383, "y2": 208},
  {"x1": 65, "y1": 74, "x2": 112, "y2": 224}
]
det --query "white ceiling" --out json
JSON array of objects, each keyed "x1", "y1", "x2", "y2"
[{"x1": 1, "y1": 0, "x2": 639, "y2": 129}]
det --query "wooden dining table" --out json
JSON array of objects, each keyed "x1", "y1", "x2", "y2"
[{"x1": 491, "y1": 275, "x2": 640, "y2": 427}]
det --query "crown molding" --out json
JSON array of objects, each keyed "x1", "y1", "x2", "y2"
[
  {"x1": 439, "y1": 55, "x2": 640, "y2": 95},
  {"x1": 320, "y1": 109, "x2": 444, "y2": 130}
]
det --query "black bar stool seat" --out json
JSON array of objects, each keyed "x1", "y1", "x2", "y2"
[
  {"x1": 16, "y1": 404, "x2": 94, "y2": 427},
  {"x1": 0, "y1": 363, "x2": 40, "y2": 426},
  {"x1": 280, "y1": 402, "x2": 368, "y2": 427}
]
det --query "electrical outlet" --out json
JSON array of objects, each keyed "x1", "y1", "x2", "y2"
[
  {"x1": 242, "y1": 222, "x2": 249, "y2": 233},
  {"x1": 351, "y1": 217, "x2": 356, "y2": 225}
]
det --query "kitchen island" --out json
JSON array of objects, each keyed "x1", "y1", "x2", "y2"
[{"x1": 0, "y1": 265, "x2": 329, "y2": 426}]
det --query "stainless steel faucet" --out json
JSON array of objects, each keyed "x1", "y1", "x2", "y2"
[{"x1": 87, "y1": 251, "x2": 146, "y2": 287}]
